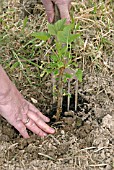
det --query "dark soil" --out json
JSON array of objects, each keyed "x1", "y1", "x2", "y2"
[{"x1": 0, "y1": 71, "x2": 113, "y2": 170}]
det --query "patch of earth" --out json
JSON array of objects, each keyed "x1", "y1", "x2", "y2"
[
  {"x1": 0, "y1": 71, "x2": 113, "y2": 170},
  {"x1": 0, "y1": 1, "x2": 114, "y2": 169}
]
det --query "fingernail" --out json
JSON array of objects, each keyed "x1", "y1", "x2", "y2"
[
  {"x1": 51, "y1": 128, "x2": 55, "y2": 133},
  {"x1": 48, "y1": 16, "x2": 53, "y2": 23},
  {"x1": 66, "y1": 19, "x2": 71, "y2": 24},
  {"x1": 43, "y1": 133, "x2": 47, "y2": 136},
  {"x1": 46, "y1": 118, "x2": 50, "y2": 122}
]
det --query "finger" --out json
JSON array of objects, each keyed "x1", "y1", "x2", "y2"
[
  {"x1": 42, "y1": 0, "x2": 54, "y2": 23},
  {"x1": 25, "y1": 118, "x2": 47, "y2": 137},
  {"x1": 69, "y1": 3, "x2": 71, "y2": 11},
  {"x1": 28, "y1": 111, "x2": 55, "y2": 134},
  {"x1": 57, "y1": 3, "x2": 70, "y2": 23},
  {"x1": 4, "y1": 114, "x2": 30, "y2": 138},
  {"x1": 21, "y1": 112, "x2": 28, "y2": 124},
  {"x1": 13, "y1": 120, "x2": 30, "y2": 138},
  {"x1": 21, "y1": 101, "x2": 29, "y2": 123},
  {"x1": 27, "y1": 101, "x2": 50, "y2": 122}
]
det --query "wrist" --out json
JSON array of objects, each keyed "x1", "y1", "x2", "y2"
[
  {"x1": 0, "y1": 83, "x2": 13, "y2": 105},
  {"x1": 0, "y1": 65, "x2": 13, "y2": 104}
]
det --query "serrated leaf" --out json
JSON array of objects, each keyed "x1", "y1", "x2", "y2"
[
  {"x1": 57, "y1": 30, "x2": 69, "y2": 43},
  {"x1": 48, "y1": 19, "x2": 66, "y2": 35},
  {"x1": 63, "y1": 23, "x2": 74, "y2": 32},
  {"x1": 55, "y1": 19, "x2": 66, "y2": 32},
  {"x1": 31, "y1": 32, "x2": 50, "y2": 41},
  {"x1": 57, "y1": 24, "x2": 72, "y2": 43},
  {"x1": 76, "y1": 69, "x2": 83, "y2": 82},
  {"x1": 69, "y1": 34, "x2": 80, "y2": 43},
  {"x1": 57, "y1": 29, "x2": 80, "y2": 44},
  {"x1": 48, "y1": 24, "x2": 56, "y2": 35}
]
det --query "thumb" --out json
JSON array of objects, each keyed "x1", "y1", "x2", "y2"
[{"x1": 42, "y1": 0, "x2": 54, "y2": 23}]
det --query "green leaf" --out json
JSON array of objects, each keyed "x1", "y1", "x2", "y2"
[
  {"x1": 10, "y1": 62, "x2": 19, "y2": 70},
  {"x1": 55, "y1": 19, "x2": 66, "y2": 32},
  {"x1": 46, "y1": 69, "x2": 52, "y2": 74},
  {"x1": 63, "y1": 23, "x2": 74, "y2": 32},
  {"x1": 22, "y1": 16, "x2": 28, "y2": 31},
  {"x1": 57, "y1": 61, "x2": 64, "y2": 68},
  {"x1": 49, "y1": 62, "x2": 58, "y2": 69},
  {"x1": 48, "y1": 24, "x2": 56, "y2": 35},
  {"x1": 68, "y1": 55, "x2": 74, "y2": 59},
  {"x1": 48, "y1": 19, "x2": 66, "y2": 35},
  {"x1": 71, "y1": 62, "x2": 78, "y2": 67},
  {"x1": 50, "y1": 55, "x2": 58, "y2": 62},
  {"x1": 76, "y1": 69, "x2": 83, "y2": 82},
  {"x1": 64, "y1": 73, "x2": 73, "y2": 79},
  {"x1": 60, "y1": 45, "x2": 67, "y2": 54},
  {"x1": 57, "y1": 25, "x2": 71, "y2": 43},
  {"x1": 57, "y1": 26, "x2": 80, "y2": 43},
  {"x1": 69, "y1": 33, "x2": 80, "y2": 43},
  {"x1": 31, "y1": 32, "x2": 50, "y2": 41},
  {"x1": 57, "y1": 30, "x2": 69, "y2": 43},
  {"x1": 0, "y1": 18, "x2": 2, "y2": 23},
  {"x1": 75, "y1": 23, "x2": 80, "y2": 30},
  {"x1": 54, "y1": 69, "x2": 59, "y2": 75},
  {"x1": 57, "y1": 24, "x2": 73, "y2": 43}
]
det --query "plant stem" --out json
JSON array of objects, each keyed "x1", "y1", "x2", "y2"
[
  {"x1": 56, "y1": 67, "x2": 64, "y2": 120},
  {"x1": 75, "y1": 79, "x2": 78, "y2": 111},
  {"x1": 52, "y1": 73, "x2": 56, "y2": 104},
  {"x1": 67, "y1": 79, "x2": 70, "y2": 111}
]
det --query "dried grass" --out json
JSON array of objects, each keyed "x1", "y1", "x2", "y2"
[{"x1": 0, "y1": 0, "x2": 114, "y2": 170}]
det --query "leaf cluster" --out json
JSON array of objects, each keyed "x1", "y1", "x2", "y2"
[{"x1": 32, "y1": 19, "x2": 82, "y2": 82}]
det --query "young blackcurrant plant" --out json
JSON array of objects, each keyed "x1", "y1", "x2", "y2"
[{"x1": 32, "y1": 19, "x2": 82, "y2": 120}]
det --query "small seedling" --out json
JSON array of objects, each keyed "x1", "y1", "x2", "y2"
[{"x1": 32, "y1": 19, "x2": 82, "y2": 120}]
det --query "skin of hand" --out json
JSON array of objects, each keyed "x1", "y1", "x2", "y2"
[
  {"x1": 41, "y1": 0, "x2": 72, "y2": 23},
  {"x1": 0, "y1": 65, "x2": 55, "y2": 138}
]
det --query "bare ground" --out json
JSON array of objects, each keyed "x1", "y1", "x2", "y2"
[{"x1": 0, "y1": 0, "x2": 114, "y2": 169}]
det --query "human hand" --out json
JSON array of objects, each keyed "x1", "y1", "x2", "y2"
[
  {"x1": 0, "y1": 88, "x2": 55, "y2": 138},
  {"x1": 41, "y1": 0, "x2": 72, "y2": 23},
  {"x1": 0, "y1": 66, "x2": 55, "y2": 138}
]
